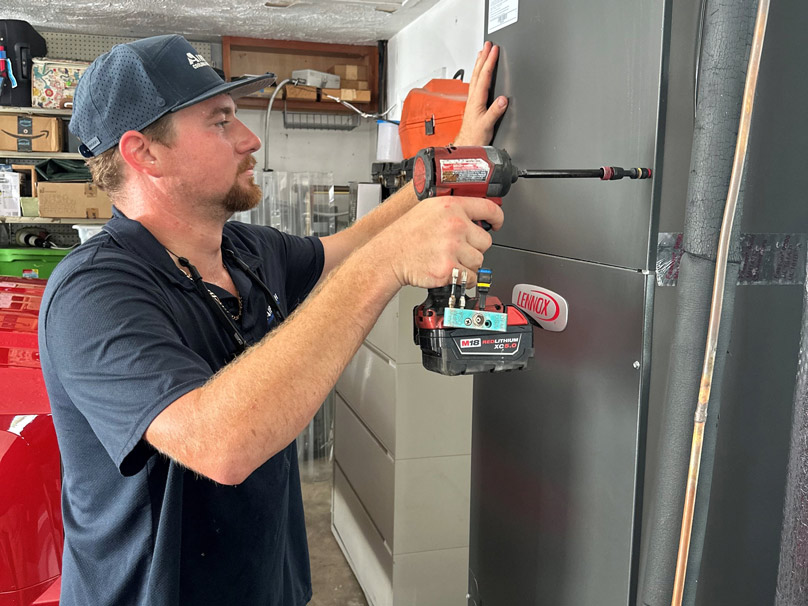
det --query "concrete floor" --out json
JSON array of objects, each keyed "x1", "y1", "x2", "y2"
[{"x1": 301, "y1": 460, "x2": 368, "y2": 606}]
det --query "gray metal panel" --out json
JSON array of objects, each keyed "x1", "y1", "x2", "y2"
[
  {"x1": 469, "y1": 246, "x2": 649, "y2": 606},
  {"x1": 485, "y1": 0, "x2": 664, "y2": 269}
]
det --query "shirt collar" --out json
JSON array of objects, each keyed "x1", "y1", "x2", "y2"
[{"x1": 103, "y1": 206, "x2": 263, "y2": 288}]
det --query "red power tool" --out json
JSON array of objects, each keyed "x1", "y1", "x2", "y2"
[
  {"x1": 410, "y1": 145, "x2": 652, "y2": 376},
  {"x1": 413, "y1": 145, "x2": 651, "y2": 202}
]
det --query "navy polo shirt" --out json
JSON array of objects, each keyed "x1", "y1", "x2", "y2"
[{"x1": 39, "y1": 207, "x2": 324, "y2": 606}]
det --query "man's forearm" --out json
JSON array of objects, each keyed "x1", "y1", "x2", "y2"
[{"x1": 146, "y1": 241, "x2": 401, "y2": 485}]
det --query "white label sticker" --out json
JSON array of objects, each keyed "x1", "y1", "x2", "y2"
[
  {"x1": 488, "y1": 0, "x2": 519, "y2": 34},
  {"x1": 439, "y1": 158, "x2": 490, "y2": 183}
]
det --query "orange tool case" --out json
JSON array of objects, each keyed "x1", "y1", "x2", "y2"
[{"x1": 398, "y1": 78, "x2": 469, "y2": 159}]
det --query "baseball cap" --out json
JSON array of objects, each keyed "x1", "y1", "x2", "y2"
[{"x1": 69, "y1": 34, "x2": 275, "y2": 157}]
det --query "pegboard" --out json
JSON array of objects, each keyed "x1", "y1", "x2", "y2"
[
  {"x1": 41, "y1": 32, "x2": 215, "y2": 65},
  {"x1": 4, "y1": 223, "x2": 82, "y2": 248}
]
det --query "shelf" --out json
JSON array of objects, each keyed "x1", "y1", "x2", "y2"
[
  {"x1": 223, "y1": 37, "x2": 379, "y2": 113},
  {"x1": 0, "y1": 106, "x2": 72, "y2": 117},
  {"x1": 0, "y1": 216, "x2": 106, "y2": 225},
  {"x1": 1, "y1": 152, "x2": 83, "y2": 160}
]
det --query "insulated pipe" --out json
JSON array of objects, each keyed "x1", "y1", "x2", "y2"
[
  {"x1": 639, "y1": 1, "x2": 758, "y2": 604},
  {"x1": 671, "y1": 1, "x2": 769, "y2": 603},
  {"x1": 774, "y1": 258, "x2": 808, "y2": 603}
]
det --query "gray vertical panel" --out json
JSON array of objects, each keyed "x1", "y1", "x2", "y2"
[
  {"x1": 485, "y1": 0, "x2": 664, "y2": 270},
  {"x1": 642, "y1": 0, "x2": 808, "y2": 604},
  {"x1": 469, "y1": 247, "x2": 647, "y2": 605}
]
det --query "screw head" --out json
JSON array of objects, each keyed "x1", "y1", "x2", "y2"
[{"x1": 633, "y1": 361, "x2": 641, "y2": 369}]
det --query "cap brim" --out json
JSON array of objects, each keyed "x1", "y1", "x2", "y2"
[{"x1": 173, "y1": 72, "x2": 277, "y2": 112}]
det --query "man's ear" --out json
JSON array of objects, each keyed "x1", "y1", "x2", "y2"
[{"x1": 119, "y1": 130, "x2": 162, "y2": 177}]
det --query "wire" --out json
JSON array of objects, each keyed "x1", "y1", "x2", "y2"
[
  {"x1": 263, "y1": 78, "x2": 305, "y2": 171},
  {"x1": 320, "y1": 93, "x2": 397, "y2": 119}
]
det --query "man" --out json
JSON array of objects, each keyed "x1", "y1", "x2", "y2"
[{"x1": 39, "y1": 34, "x2": 507, "y2": 605}]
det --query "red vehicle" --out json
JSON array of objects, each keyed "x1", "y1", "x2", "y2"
[{"x1": 0, "y1": 277, "x2": 61, "y2": 605}]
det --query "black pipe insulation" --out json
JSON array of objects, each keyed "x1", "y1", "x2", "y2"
[
  {"x1": 639, "y1": 1, "x2": 757, "y2": 604},
  {"x1": 774, "y1": 258, "x2": 808, "y2": 605}
]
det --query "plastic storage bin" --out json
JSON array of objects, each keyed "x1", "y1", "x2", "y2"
[
  {"x1": 0, "y1": 247, "x2": 69, "y2": 279},
  {"x1": 73, "y1": 224, "x2": 104, "y2": 244}
]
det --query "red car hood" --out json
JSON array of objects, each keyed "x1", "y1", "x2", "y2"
[{"x1": 0, "y1": 277, "x2": 50, "y2": 416}]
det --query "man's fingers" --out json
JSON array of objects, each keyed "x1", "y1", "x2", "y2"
[
  {"x1": 447, "y1": 195, "x2": 504, "y2": 231},
  {"x1": 485, "y1": 95, "x2": 509, "y2": 126},
  {"x1": 459, "y1": 239, "x2": 485, "y2": 267},
  {"x1": 466, "y1": 221, "x2": 494, "y2": 253},
  {"x1": 468, "y1": 43, "x2": 498, "y2": 105},
  {"x1": 469, "y1": 41, "x2": 492, "y2": 88}
]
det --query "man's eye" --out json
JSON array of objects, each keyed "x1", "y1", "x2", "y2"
[{"x1": 216, "y1": 120, "x2": 230, "y2": 128}]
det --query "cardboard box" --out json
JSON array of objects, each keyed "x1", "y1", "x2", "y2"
[
  {"x1": 322, "y1": 88, "x2": 371, "y2": 103},
  {"x1": 0, "y1": 115, "x2": 63, "y2": 153},
  {"x1": 245, "y1": 85, "x2": 277, "y2": 99},
  {"x1": 11, "y1": 164, "x2": 38, "y2": 197},
  {"x1": 329, "y1": 64, "x2": 368, "y2": 81},
  {"x1": 31, "y1": 58, "x2": 90, "y2": 109},
  {"x1": 37, "y1": 182, "x2": 112, "y2": 219},
  {"x1": 340, "y1": 80, "x2": 369, "y2": 90},
  {"x1": 285, "y1": 85, "x2": 318, "y2": 101}
]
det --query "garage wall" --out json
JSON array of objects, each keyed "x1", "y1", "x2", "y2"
[
  {"x1": 238, "y1": 109, "x2": 376, "y2": 185},
  {"x1": 244, "y1": 0, "x2": 486, "y2": 184},
  {"x1": 386, "y1": 0, "x2": 485, "y2": 122}
]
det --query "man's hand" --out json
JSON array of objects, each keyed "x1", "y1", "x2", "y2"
[
  {"x1": 453, "y1": 41, "x2": 508, "y2": 147},
  {"x1": 369, "y1": 195, "x2": 505, "y2": 291}
]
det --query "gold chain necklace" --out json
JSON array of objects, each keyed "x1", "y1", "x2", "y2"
[
  {"x1": 167, "y1": 248, "x2": 243, "y2": 322},
  {"x1": 205, "y1": 284, "x2": 243, "y2": 322}
]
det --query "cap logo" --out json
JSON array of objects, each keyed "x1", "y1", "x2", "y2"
[{"x1": 186, "y1": 53, "x2": 209, "y2": 70}]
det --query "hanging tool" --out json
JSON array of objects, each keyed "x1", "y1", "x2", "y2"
[{"x1": 411, "y1": 145, "x2": 651, "y2": 376}]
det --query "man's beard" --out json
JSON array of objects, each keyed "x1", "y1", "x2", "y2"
[{"x1": 222, "y1": 156, "x2": 261, "y2": 213}]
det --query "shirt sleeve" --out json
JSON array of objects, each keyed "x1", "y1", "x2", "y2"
[
  {"x1": 40, "y1": 258, "x2": 213, "y2": 476},
  {"x1": 269, "y1": 230, "x2": 324, "y2": 311}
]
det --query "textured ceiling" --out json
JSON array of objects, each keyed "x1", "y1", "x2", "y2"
[{"x1": 2, "y1": 0, "x2": 440, "y2": 44}]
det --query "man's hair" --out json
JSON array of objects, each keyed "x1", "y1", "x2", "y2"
[{"x1": 86, "y1": 114, "x2": 176, "y2": 197}]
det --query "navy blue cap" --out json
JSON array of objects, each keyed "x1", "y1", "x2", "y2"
[{"x1": 69, "y1": 35, "x2": 275, "y2": 157}]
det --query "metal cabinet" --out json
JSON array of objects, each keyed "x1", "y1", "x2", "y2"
[{"x1": 332, "y1": 287, "x2": 474, "y2": 606}]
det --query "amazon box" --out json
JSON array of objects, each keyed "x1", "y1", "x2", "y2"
[
  {"x1": 0, "y1": 115, "x2": 63, "y2": 153},
  {"x1": 38, "y1": 182, "x2": 111, "y2": 219}
]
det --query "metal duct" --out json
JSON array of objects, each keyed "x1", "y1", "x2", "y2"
[
  {"x1": 774, "y1": 262, "x2": 808, "y2": 605},
  {"x1": 639, "y1": 1, "x2": 757, "y2": 604}
]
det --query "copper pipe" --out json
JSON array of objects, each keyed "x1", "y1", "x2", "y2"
[{"x1": 670, "y1": 0, "x2": 771, "y2": 604}]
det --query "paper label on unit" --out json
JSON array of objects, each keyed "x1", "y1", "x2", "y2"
[
  {"x1": 488, "y1": 0, "x2": 519, "y2": 34},
  {"x1": 512, "y1": 284, "x2": 569, "y2": 332},
  {"x1": 439, "y1": 158, "x2": 490, "y2": 183}
]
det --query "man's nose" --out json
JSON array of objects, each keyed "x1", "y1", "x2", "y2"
[{"x1": 235, "y1": 119, "x2": 261, "y2": 155}]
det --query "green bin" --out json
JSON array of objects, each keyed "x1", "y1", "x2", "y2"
[{"x1": 0, "y1": 247, "x2": 70, "y2": 279}]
